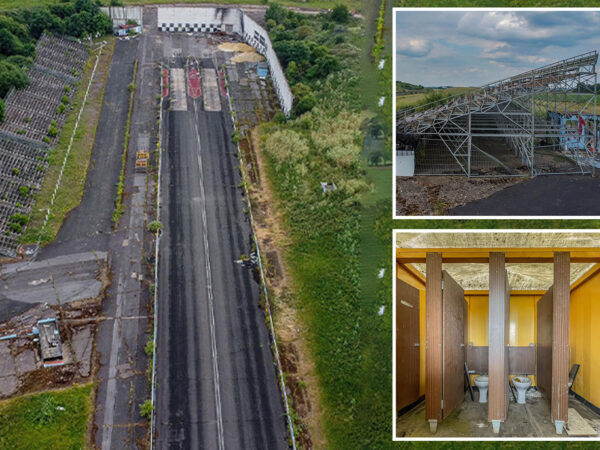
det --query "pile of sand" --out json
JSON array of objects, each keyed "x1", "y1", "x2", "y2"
[
  {"x1": 231, "y1": 52, "x2": 265, "y2": 63},
  {"x1": 218, "y1": 42, "x2": 255, "y2": 53}
]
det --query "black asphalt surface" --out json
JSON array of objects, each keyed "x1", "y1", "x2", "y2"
[
  {"x1": 42, "y1": 39, "x2": 139, "y2": 258},
  {"x1": 155, "y1": 56, "x2": 288, "y2": 449},
  {"x1": 451, "y1": 175, "x2": 600, "y2": 216}
]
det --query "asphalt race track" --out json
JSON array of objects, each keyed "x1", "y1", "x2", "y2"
[{"x1": 155, "y1": 51, "x2": 288, "y2": 448}]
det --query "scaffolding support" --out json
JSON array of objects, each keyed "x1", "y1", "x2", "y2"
[{"x1": 397, "y1": 51, "x2": 599, "y2": 176}]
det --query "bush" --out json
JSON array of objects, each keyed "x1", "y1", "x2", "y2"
[
  {"x1": 18, "y1": 185, "x2": 29, "y2": 197},
  {"x1": 232, "y1": 130, "x2": 241, "y2": 143},
  {"x1": 0, "y1": 61, "x2": 29, "y2": 97},
  {"x1": 139, "y1": 400, "x2": 153, "y2": 420},
  {"x1": 10, "y1": 213, "x2": 28, "y2": 225},
  {"x1": 273, "y1": 112, "x2": 287, "y2": 124},
  {"x1": 12, "y1": 167, "x2": 20, "y2": 176},
  {"x1": 61, "y1": 95, "x2": 70, "y2": 105},
  {"x1": 331, "y1": 4, "x2": 350, "y2": 23},
  {"x1": 148, "y1": 220, "x2": 163, "y2": 233},
  {"x1": 48, "y1": 124, "x2": 58, "y2": 137},
  {"x1": 57, "y1": 103, "x2": 66, "y2": 114},
  {"x1": 0, "y1": 98, "x2": 5, "y2": 123},
  {"x1": 64, "y1": 85, "x2": 71, "y2": 93}
]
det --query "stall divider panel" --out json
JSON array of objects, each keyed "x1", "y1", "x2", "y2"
[
  {"x1": 442, "y1": 271, "x2": 467, "y2": 420},
  {"x1": 426, "y1": 253, "x2": 443, "y2": 425},
  {"x1": 536, "y1": 287, "x2": 553, "y2": 401},
  {"x1": 396, "y1": 278, "x2": 421, "y2": 412},
  {"x1": 552, "y1": 252, "x2": 570, "y2": 428},
  {"x1": 488, "y1": 252, "x2": 509, "y2": 427}
]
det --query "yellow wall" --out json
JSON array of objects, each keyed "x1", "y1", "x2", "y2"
[
  {"x1": 465, "y1": 294, "x2": 538, "y2": 346},
  {"x1": 465, "y1": 293, "x2": 539, "y2": 385},
  {"x1": 570, "y1": 269, "x2": 600, "y2": 407}
]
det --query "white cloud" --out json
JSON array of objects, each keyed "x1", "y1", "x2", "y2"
[{"x1": 396, "y1": 39, "x2": 432, "y2": 57}]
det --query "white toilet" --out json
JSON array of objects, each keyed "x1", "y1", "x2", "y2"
[
  {"x1": 474, "y1": 375, "x2": 489, "y2": 403},
  {"x1": 513, "y1": 376, "x2": 532, "y2": 404}
]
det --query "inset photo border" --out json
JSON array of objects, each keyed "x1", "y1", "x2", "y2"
[
  {"x1": 393, "y1": 8, "x2": 600, "y2": 219},
  {"x1": 392, "y1": 229, "x2": 600, "y2": 440}
]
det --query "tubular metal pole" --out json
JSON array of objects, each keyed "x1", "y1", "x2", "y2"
[{"x1": 468, "y1": 107, "x2": 472, "y2": 177}]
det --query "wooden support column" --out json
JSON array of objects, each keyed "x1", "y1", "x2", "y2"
[
  {"x1": 552, "y1": 252, "x2": 570, "y2": 433},
  {"x1": 425, "y1": 252, "x2": 442, "y2": 433},
  {"x1": 488, "y1": 252, "x2": 509, "y2": 433}
]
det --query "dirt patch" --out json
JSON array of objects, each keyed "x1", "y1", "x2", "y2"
[
  {"x1": 396, "y1": 176, "x2": 523, "y2": 216},
  {"x1": 246, "y1": 127, "x2": 326, "y2": 449},
  {"x1": 231, "y1": 52, "x2": 265, "y2": 63},
  {"x1": 218, "y1": 42, "x2": 255, "y2": 53},
  {"x1": 0, "y1": 269, "x2": 107, "y2": 400}
]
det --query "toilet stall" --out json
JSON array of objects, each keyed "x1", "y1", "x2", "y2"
[{"x1": 394, "y1": 236, "x2": 600, "y2": 437}]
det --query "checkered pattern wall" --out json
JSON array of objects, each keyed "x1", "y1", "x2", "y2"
[{"x1": 159, "y1": 23, "x2": 223, "y2": 33}]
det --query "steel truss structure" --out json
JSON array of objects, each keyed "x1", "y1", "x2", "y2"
[{"x1": 397, "y1": 52, "x2": 599, "y2": 176}]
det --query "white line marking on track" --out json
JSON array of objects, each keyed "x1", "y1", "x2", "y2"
[{"x1": 192, "y1": 97, "x2": 225, "y2": 450}]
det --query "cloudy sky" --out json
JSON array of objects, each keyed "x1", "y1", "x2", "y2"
[{"x1": 395, "y1": 10, "x2": 600, "y2": 87}]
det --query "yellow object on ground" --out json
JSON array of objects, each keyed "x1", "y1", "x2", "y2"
[
  {"x1": 231, "y1": 52, "x2": 265, "y2": 63},
  {"x1": 218, "y1": 42, "x2": 256, "y2": 53}
]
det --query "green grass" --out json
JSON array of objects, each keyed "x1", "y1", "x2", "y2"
[
  {"x1": 396, "y1": 87, "x2": 477, "y2": 109},
  {"x1": 0, "y1": 384, "x2": 93, "y2": 450},
  {"x1": 112, "y1": 58, "x2": 138, "y2": 227},
  {"x1": 0, "y1": 0, "x2": 364, "y2": 12},
  {"x1": 397, "y1": 0, "x2": 600, "y2": 5},
  {"x1": 21, "y1": 38, "x2": 116, "y2": 245}
]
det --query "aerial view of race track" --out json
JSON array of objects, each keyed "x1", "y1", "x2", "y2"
[{"x1": 0, "y1": 0, "x2": 393, "y2": 448}]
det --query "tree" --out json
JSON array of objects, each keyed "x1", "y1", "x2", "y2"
[
  {"x1": 294, "y1": 94, "x2": 317, "y2": 115},
  {"x1": 0, "y1": 61, "x2": 29, "y2": 97},
  {"x1": 273, "y1": 40, "x2": 310, "y2": 67},
  {"x1": 6, "y1": 55, "x2": 34, "y2": 68},
  {"x1": 27, "y1": 8, "x2": 65, "y2": 38},
  {"x1": 296, "y1": 25, "x2": 313, "y2": 40},
  {"x1": 331, "y1": 4, "x2": 350, "y2": 24},
  {"x1": 93, "y1": 12, "x2": 114, "y2": 35},
  {"x1": 264, "y1": 4, "x2": 287, "y2": 24},
  {"x1": 306, "y1": 54, "x2": 340, "y2": 79},
  {"x1": 285, "y1": 61, "x2": 299, "y2": 84}
]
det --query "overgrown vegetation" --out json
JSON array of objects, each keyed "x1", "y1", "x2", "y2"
[
  {"x1": 22, "y1": 37, "x2": 116, "y2": 245},
  {"x1": 267, "y1": 3, "x2": 362, "y2": 117},
  {"x1": 263, "y1": 4, "x2": 369, "y2": 447},
  {"x1": 0, "y1": 384, "x2": 93, "y2": 450},
  {"x1": 0, "y1": 0, "x2": 112, "y2": 113},
  {"x1": 113, "y1": 58, "x2": 138, "y2": 227}
]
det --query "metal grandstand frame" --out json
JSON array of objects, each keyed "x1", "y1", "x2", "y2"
[{"x1": 397, "y1": 52, "x2": 599, "y2": 176}]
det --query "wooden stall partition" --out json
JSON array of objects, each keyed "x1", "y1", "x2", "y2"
[
  {"x1": 425, "y1": 253, "x2": 443, "y2": 429},
  {"x1": 467, "y1": 346, "x2": 488, "y2": 373},
  {"x1": 552, "y1": 252, "x2": 570, "y2": 431},
  {"x1": 488, "y1": 253, "x2": 509, "y2": 431},
  {"x1": 508, "y1": 347, "x2": 536, "y2": 374},
  {"x1": 442, "y1": 271, "x2": 467, "y2": 420},
  {"x1": 536, "y1": 287, "x2": 553, "y2": 400},
  {"x1": 396, "y1": 278, "x2": 421, "y2": 412}
]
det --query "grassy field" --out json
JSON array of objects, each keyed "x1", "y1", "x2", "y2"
[
  {"x1": 0, "y1": 384, "x2": 93, "y2": 450},
  {"x1": 396, "y1": 0, "x2": 600, "y2": 5},
  {"x1": 21, "y1": 38, "x2": 116, "y2": 245},
  {"x1": 0, "y1": 0, "x2": 363, "y2": 12},
  {"x1": 396, "y1": 87, "x2": 477, "y2": 109}
]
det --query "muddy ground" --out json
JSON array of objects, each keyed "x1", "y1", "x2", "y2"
[{"x1": 396, "y1": 176, "x2": 523, "y2": 216}]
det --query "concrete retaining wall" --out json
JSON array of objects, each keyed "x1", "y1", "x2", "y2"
[
  {"x1": 156, "y1": 7, "x2": 293, "y2": 115},
  {"x1": 100, "y1": 6, "x2": 144, "y2": 27}
]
